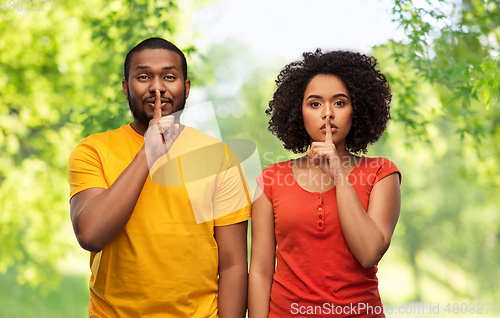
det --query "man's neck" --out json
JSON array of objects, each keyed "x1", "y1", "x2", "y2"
[{"x1": 130, "y1": 120, "x2": 147, "y2": 136}]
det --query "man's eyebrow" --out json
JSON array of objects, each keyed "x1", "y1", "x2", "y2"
[
  {"x1": 135, "y1": 65, "x2": 151, "y2": 71},
  {"x1": 162, "y1": 66, "x2": 178, "y2": 71},
  {"x1": 134, "y1": 65, "x2": 178, "y2": 71}
]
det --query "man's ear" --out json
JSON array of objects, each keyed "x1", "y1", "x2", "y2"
[
  {"x1": 185, "y1": 78, "x2": 191, "y2": 99},
  {"x1": 122, "y1": 79, "x2": 129, "y2": 100}
]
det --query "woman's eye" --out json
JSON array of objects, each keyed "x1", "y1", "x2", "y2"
[
  {"x1": 334, "y1": 101, "x2": 345, "y2": 106},
  {"x1": 311, "y1": 102, "x2": 321, "y2": 107}
]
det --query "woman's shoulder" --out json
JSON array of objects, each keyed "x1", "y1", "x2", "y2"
[
  {"x1": 356, "y1": 156, "x2": 401, "y2": 184},
  {"x1": 261, "y1": 159, "x2": 293, "y2": 173},
  {"x1": 257, "y1": 160, "x2": 292, "y2": 188},
  {"x1": 359, "y1": 156, "x2": 399, "y2": 170}
]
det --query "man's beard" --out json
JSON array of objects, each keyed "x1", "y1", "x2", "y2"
[{"x1": 127, "y1": 85, "x2": 186, "y2": 126}]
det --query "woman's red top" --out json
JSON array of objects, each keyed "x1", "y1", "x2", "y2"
[{"x1": 257, "y1": 157, "x2": 401, "y2": 317}]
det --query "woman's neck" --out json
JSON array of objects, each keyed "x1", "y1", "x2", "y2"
[{"x1": 336, "y1": 146, "x2": 360, "y2": 170}]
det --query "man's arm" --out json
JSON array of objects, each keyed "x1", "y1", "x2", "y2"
[
  {"x1": 70, "y1": 90, "x2": 176, "y2": 253},
  {"x1": 215, "y1": 221, "x2": 248, "y2": 318},
  {"x1": 70, "y1": 148, "x2": 149, "y2": 253}
]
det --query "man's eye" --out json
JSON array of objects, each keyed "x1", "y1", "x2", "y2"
[
  {"x1": 138, "y1": 75, "x2": 149, "y2": 80},
  {"x1": 165, "y1": 75, "x2": 175, "y2": 80}
]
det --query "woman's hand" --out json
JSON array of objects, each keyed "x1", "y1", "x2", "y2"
[{"x1": 307, "y1": 117, "x2": 341, "y2": 179}]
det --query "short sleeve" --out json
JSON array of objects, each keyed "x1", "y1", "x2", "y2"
[
  {"x1": 67, "y1": 140, "x2": 108, "y2": 200},
  {"x1": 373, "y1": 158, "x2": 401, "y2": 185},
  {"x1": 255, "y1": 164, "x2": 278, "y2": 202},
  {"x1": 213, "y1": 147, "x2": 252, "y2": 226}
]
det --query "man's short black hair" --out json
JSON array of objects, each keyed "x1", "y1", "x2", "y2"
[{"x1": 124, "y1": 37, "x2": 188, "y2": 82}]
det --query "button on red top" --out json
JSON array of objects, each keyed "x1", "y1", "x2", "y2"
[{"x1": 318, "y1": 207, "x2": 323, "y2": 211}]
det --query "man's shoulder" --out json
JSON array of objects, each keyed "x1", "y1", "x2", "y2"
[
  {"x1": 80, "y1": 124, "x2": 137, "y2": 146},
  {"x1": 177, "y1": 126, "x2": 227, "y2": 156},
  {"x1": 182, "y1": 126, "x2": 221, "y2": 145}
]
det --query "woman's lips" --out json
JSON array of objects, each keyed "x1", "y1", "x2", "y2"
[
  {"x1": 320, "y1": 127, "x2": 338, "y2": 133},
  {"x1": 320, "y1": 123, "x2": 338, "y2": 133}
]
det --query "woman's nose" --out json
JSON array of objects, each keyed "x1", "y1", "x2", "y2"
[{"x1": 322, "y1": 105, "x2": 333, "y2": 119}]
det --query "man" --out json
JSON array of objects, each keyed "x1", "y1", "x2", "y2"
[{"x1": 68, "y1": 37, "x2": 250, "y2": 317}]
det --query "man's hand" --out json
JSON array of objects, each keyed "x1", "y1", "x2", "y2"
[
  {"x1": 144, "y1": 90, "x2": 180, "y2": 169},
  {"x1": 307, "y1": 117, "x2": 341, "y2": 179}
]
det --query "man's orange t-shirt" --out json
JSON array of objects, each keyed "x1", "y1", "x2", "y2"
[{"x1": 68, "y1": 124, "x2": 251, "y2": 317}]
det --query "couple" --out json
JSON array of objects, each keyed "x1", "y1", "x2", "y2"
[{"x1": 68, "y1": 37, "x2": 401, "y2": 318}]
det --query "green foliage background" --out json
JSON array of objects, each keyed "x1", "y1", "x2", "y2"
[
  {"x1": 0, "y1": 0, "x2": 499, "y2": 316},
  {"x1": 0, "y1": 0, "x2": 208, "y2": 315},
  {"x1": 380, "y1": 0, "x2": 500, "y2": 302}
]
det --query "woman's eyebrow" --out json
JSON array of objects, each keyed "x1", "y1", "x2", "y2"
[
  {"x1": 305, "y1": 93, "x2": 350, "y2": 100},
  {"x1": 305, "y1": 94, "x2": 322, "y2": 101},
  {"x1": 333, "y1": 93, "x2": 350, "y2": 100}
]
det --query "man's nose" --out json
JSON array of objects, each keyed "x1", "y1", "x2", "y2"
[{"x1": 149, "y1": 77, "x2": 165, "y2": 95}]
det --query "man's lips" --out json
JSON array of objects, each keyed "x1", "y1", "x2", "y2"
[{"x1": 145, "y1": 98, "x2": 172, "y2": 109}]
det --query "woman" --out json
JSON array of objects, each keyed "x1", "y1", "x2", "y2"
[{"x1": 248, "y1": 49, "x2": 401, "y2": 317}]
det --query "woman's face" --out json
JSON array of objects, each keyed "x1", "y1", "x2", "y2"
[{"x1": 302, "y1": 74, "x2": 352, "y2": 148}]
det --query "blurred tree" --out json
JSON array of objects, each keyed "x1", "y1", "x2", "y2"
[
  {"x1": 189, "y1": 38, "x2": 291, "y2": 168},
  {"x1": 0, "y1": 0, "x2": 209, "y2": 289},
  {"x1": 390, "y1": 0, "x2": 499, "y2": 141},
  {"x1": 372, "y1": 0, "x2": 500, "y2": 301}
]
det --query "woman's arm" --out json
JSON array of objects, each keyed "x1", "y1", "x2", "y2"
[
  {"x1": 248, "y1": 186, "x2": 276, "y2": 318},
  {"x1": 335, "y1": 170, "x2": 401, "y2": 268},
  {"x1": 309, "y1": 118, "x2": 401, "y2": 268}
]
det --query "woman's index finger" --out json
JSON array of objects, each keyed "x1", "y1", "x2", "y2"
[{"x1": 325, "y1": 117, "x2": 333, "y2": 143}]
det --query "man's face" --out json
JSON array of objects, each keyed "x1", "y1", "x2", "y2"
[{"x1": 123, "y1": 49, "x2": 190, "y2": 128}]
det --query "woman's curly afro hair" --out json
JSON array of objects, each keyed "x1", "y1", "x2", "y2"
[{"x1": 266, "y1": 49, "x2": 392, "y2": 154}]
